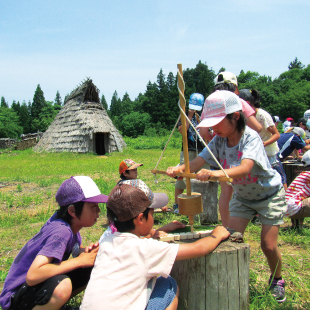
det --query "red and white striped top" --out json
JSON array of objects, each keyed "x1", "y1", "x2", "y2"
[{"x1": 285, "y1": 171, "x2": 310, "y2": 217}]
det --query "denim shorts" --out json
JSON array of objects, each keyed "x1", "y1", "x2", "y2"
[
  {"x1": 229, "y1": 187, "x2": 286, "y2": 225},
  {"x1": 145, "y1": 276, "x2": 177, "y2": 310}
]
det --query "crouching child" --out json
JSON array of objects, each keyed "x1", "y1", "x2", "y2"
[
  {"x1": 0, "y1": 176, "x2": 108, "y2": 310},
  {"x1": 80, "y1": 179, "x2": 230, "y2": 310}
]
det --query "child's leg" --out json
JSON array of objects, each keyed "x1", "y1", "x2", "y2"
[
  {"x1": 33, "y1": 278, "x2": 72, "y2": 310},
  {"x1": 146, "y1": 276, "x2": 178, "y2": 310},
  {"x1": 219, "y1": 182, "x2": 233, "y2": 227},
  {"x1": 11, "y1": 275, "x2": 72, "y2": 310},
  {"x1": 260, "y1": 224, "x2": 282, "y2": 278},
  {"x1": 228, "y1": 216, "x2": 250, "y2": 234}
]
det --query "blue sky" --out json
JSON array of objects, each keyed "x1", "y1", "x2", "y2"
[{"x1": 1, "y1": 0, "x2": 309, "y2": 107}]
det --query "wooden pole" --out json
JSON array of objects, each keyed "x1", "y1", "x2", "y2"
[{"x1": 177, "y1": 64, "x2": 191, "y2": 196}]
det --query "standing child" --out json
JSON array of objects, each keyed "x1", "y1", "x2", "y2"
[
  {"x1": 167, "y1": 90, "x2": 287, "y2": 303},
  {"x1": 81, "y1": 179, "x2": 230, "y2": 310},
  {"x1": 0, "y1": 176, "x2": 108, "y2": 310}
]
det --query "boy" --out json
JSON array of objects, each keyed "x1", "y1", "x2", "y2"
[
  {"x1": 0, "y1": 176, "x2": 108, "y2": 310},
  {"x1": 119, "y1": 158, "x2": 143, "y2": 181},
  {"x1": 81, "y1": 179, "x2": 230, "y2": 310}
]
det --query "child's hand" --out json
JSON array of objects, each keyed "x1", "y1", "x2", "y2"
[
  {"x1": 160, "y1": 221, "x2": 186, "y2": 233},
  {"x1": 77, "y1": 247, "x2": 99, "y2": 267},
  {"x1": 212, "y1": 226, "x2": 230, "y2": 241},
  {"x1": 166, "y1": 166, "x2": 182, "y2": 177},
  {"x1": 152, "y1": 230, "x2": 167, "y2": 239},
  {"x1": 84, "y1": 242, "x2": 99, "y2": 253},
  {"x1": 196, "y1": 169, "x2": 212, "y2": 181}
]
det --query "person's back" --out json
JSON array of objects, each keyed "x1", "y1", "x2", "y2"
[{"x1": 81, "y1": 179, "x2": 229, "y2": 310}]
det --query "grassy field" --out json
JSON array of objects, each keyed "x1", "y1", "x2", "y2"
[{"x1": 1, "y1": 145, "x2": 310, "y2": 309}]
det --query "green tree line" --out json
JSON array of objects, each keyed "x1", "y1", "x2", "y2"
[{"x1": 1, "y1": 58, "x2": 310, "y2": 139}]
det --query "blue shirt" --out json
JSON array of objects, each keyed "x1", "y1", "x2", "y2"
[{"x1": 277, "y1": 133, "x2": 306, "y2": 159}]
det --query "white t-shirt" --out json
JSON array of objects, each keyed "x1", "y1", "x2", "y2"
[
  {"x1": 81, "y1": 232, "x2": 179, "y2": 310},
  {"x1": 255, "y1": 108, "x2": 279, "y2": 157}
]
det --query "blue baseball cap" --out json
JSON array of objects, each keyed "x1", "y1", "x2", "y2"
[{"x1": 189, "y1": 93, "x2": 204, "y2": 111}]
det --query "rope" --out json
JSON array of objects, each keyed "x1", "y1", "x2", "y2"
[{"x1": 152, "y1": 67, "x2": 230, "y2": 183}]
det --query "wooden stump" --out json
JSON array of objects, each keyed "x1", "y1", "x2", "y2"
[
  {"x1": 282, "y1": 162, "x2": 304, "y2": 185},
  {"x1": 170, "y1": 240, "x2": 250, "y2": 310},
  {"x1": 190, "y1": 179, "x2": 218, "y2": 224}
]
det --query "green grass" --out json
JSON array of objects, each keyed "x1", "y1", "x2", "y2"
[{"x1": 1, "y1": 144, "x2": 310, "y2": 309}]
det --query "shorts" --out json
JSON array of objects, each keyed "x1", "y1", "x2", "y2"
[
  {"x1": 229, "y1": 187, "x2": 286, "y2": 226},
  {"x1": 145, "y1": 276, "x2": 177, "y2": 310},
  {"x1": 272, "y1": 155, "x2": 287, "y2": 184},
  {"x1": 175, "y1": 151, "x2": 210, "y2": 190},
  {"x1": 10, "y1": 267, "x2": 92, "y2": 310}
]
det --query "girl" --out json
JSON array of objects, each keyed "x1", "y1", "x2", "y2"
[
  {"x1": 199, "y1": 72, "x2": 262, "y2": 227},
  {"x1": 239, "y1": 89, "x2": 286, "y2": 192},
  {"x1": 166, "y1": 90, "x2": 287, "y2": 303}
]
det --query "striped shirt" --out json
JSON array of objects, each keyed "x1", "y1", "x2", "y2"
[{"x1": 285, "y1": 171, "x2": 310, "y2": 216}]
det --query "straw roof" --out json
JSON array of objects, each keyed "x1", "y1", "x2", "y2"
[{"x1": 34, "y1": 78, "x2": 126, "y2": 154}]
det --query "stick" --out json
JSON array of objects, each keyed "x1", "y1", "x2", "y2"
[{"x1": 151, "y1": 169, "x2": 233, "y2": 183}]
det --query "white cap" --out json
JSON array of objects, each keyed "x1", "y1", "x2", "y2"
[
  {"x1": 302, "y1": 151, "x2": 310, "y2": 166},
  {"x1": 197, "y1": 91, "x2": 242, "y2": 128},
  {"x1": 214, "y1": 72, "x2": 238, "y2": 86}
]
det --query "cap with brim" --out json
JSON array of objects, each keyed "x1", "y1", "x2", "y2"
[
  {"x1": 215, "y1": 72, "x2": 238, "y2": 86},
  {"x1": 56, "y1": 176, "x2": 108, "y2": 206},
  {"x1": 302, "y1": 151, "x2": 310, "y2": 166},
  {"x1": 119, "y1": 159, "x2": 143, "y2": 174},
  {"x1": 188, "y1": 93, "x2": 204, "y2": 111},
  {"x1": 108, "y1": 179, "x2": 168, "y2": 222},
  {"x1": 291, "y1": 127, "x2": 306, "y2": 139},
  {"x1": 274, "y1": 116, "x2": 281, "y2": 123},
  {"x1": 197, "y1": 90, "x2": 242, "y2": 128}
]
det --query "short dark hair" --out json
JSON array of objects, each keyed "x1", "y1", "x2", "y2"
[
  {"x1": 213, "y1": 82, "x2": 237, "y2": 93},
  {"x1": 56, "y1": 201, "x2": 85, "y2": 224},
  {"x1": 226, "y1": 112, "x2": 247, "y2": 133},
  {"x1": 120, "y1": 171, "x2": 130, "y2": 180},
  {"x1": 107, "y1": 207, "x2": 151, "y2": 232}
]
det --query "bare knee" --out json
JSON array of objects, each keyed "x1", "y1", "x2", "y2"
[
  {"x1": 261, "y1": 239, "x2": 277, "y2": 255},
  {"x1": 52, "y1": 278, "x2": 72, "y2": 304}
]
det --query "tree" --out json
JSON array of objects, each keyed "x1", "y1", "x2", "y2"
[
  {"x1": 1, "y1": 97, "x2": 8, "y2": 108},
  {"x1": 0, "y1": 107, "x2": 23, "y2": 138},
  {"x1": 19, "y1": 101, "x2": 32, "y2": 134},
  {"x1": 31, "y1": 84, "x2": 46, "y2": 119},
  {"x1": 54, "y1": 91, "x2": 62, "y2": 109},
  {"x1": 101, "y1": 94, "x2": 108, "y2": 110},
  {"x1": 120, "y1": 112, "x2": 151, "y2": 138},
  {"x1": 288, "y1": 57, "x2": 305, "y2": 70}
]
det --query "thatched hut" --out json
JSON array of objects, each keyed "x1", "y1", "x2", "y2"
[{"x1": 34, "y1": 78, "x2": 126, "y2": 154}]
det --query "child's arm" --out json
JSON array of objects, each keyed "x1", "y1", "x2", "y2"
[
  {"x1": 263, "y1": 125, "x2": 280, "y2": 147},
  {"x1": 176, "y1": 226, "x2": 230, "y2": 260},
  {"x1": 196, "y1": 159, "x2": 255, "y2": 181},
  {"x1": 26, "y1": 247, "x2": 98, "y2": 286},
  {"x1": 166, "y1": 156, "x2": 207, "y2": 177}
]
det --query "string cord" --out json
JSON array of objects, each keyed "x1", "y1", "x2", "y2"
[{"x1": 176, "y1": 69, "x2": 229, "y2": 178}]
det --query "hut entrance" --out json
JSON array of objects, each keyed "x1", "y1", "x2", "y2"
[{"x1": 95, "y1": 132, "x2": 108, "y2": 155}]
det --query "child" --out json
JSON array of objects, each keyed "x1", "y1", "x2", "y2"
[
  {"x1": 80, "y1": 179, "x2": 230, "y2": 310},
  {"x1": 286, "y1": 151, "x2": 310, "y2": 228},
  {"x1": 199, "y1": 71, "x2": 262, "y2": 227},
  {"x1": 0, "y1": 176, "x2": 108, "y2": 310},
  {"x1": 239, "y1": 89, "x2": 285, "y2": 191},
  {"x1": 166, "y1": 90, "x2": 287, "y2": 303},
  {"x1": 119, "y1": 158, "x2": 143, "y2": 181}
]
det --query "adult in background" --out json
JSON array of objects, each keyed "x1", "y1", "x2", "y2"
[{"x1": 173, "y1": 93, "x2": 210, "y2": 214}]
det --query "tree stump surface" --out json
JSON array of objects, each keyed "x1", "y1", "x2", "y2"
[
  {"x1": 190, "y1": 179, "x2": 218, "y2": 224},
  {"x1": 170, "y1": 240, "x2": 250, "y2": 310}
]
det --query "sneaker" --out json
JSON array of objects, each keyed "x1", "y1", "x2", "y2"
[
  {"x1": 173, "y1": 203, "x2": 179, "y2": 214},
  {"x1": 269, "y1": 276, "x2": 286, "y2": 303}
]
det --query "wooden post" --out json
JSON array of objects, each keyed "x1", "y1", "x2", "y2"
[{"x1": 170, "y1": 240, "x2": 250, "y2": 310}]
